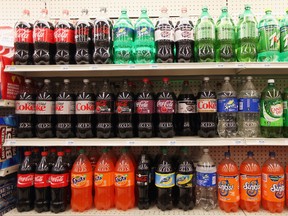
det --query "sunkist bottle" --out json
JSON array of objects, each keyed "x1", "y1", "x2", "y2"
[
  {"x1": 284, "y1": 87, "x2": 288, "y2": 137},
  {"x1": 280, "y1": 10, "x2": 288, "y2": 61}
]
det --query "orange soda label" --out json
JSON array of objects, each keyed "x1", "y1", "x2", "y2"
[
  {"x1": 262, "y1": 173, "x2": 284, "y2": 202},
  {"x1": 218, "y1": 175, "x2": 240, "y2": 202},
  {"x1": 115, "y1": 172, "x2": 134, "y2": 187},
  {"x1": 240, "y1": 174, "x2": 261, "y2": 201},
  {"x1": 71, "y1": 172, "x2": 93, "y2": 188},
  {"x1": 94, "y1": 172, "x2": 114, "y2": 187}
]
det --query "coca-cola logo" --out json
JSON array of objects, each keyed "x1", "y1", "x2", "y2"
[
  {"x1": 18, "y1": 175, "x2": 34, "y2": 183},
  {"x1": 36, "y1": 104, "x2": 46, "y2": 112},
  {"x1": 34, "y1": 28, "x2": 45, "y2": 39},
  {"x1": 54, "y1": 28, "x2": 68, "y2": 39},
  {"x1": 157, "y1": 100, "x2": 173, "y2": 108},
  {"x1": 35, "y1": 175, "x2": 44, "y2": 182},
  {"x1": 16, "y1": 102, "x2": 35, "y2": 111},
  {"x1": 16, "y1": 28, "x2": 31, "y2": 40},
  {"x1": 50, "y1": 175, "x2": 64, "y2": 183},
  {"x1": 55, "y1": 103, "x2": 64, "y2": 111},
  {"x1": 137, "y1": 101, "x2": 149, "y2": 108},
  {"x1": 197, "y1": 99, "x2": 217, "y2": 111},
  {"x1": 76, "y1": 102, "x2": 94, "y2": 111}
]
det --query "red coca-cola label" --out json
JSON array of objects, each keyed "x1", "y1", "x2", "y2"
[
  {"x1": 34, "y1": 174, "x2": 50, "y2": 188},
  {"x1": 116, "y1": 100, "x2": 133, "y2": 114},
  {"x1": 95, "y1": 100, "x2": 113, "y2": 114},
  {"x1": 33, "y1": 28, "x2": 55, "y2": 43},
  {"x1": 36, "y1": 101, "x2": 55, "y2": 115},
  {"x1": 17, "y1": 173, "x2": 34, "y2": 188},
  {"x1": 50, "y1": 173, "x2": 69, "y2": 188},
  {"x1": 15, "y1": 101, "x2": 35, "y2": 114},
  {"x1": 197, "y1": 99, "x2": 217, "y2": 112},
  {"x1": 136, "y1": 100, "x2": 155, "y2": 114},
  {"x1": 75, "y1": 101, "x2": 94, "y2": 114},
  {"x1": 54, "y1": 28, "x2": 75, "y2": 43},
  {"x1": 157, "y1": 100, "x2": 175, "y2": 114},
  {"x1": 15, "y1": 28, "x2": 33, "y2": 43}
]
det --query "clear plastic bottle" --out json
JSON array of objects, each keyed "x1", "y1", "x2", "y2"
[{"x1": 280, "y1": 10, "x2": 288, "y2": 62}]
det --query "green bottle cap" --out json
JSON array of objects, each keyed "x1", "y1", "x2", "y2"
[
  {"x1": 221, "y1": 6, "x2": 228, "y2": 12},
  {"x1": 244, "y1": 5, "x2": 251, "y2": 9},
  {"x1": 202, "y1": 6, "x2": 208, "y2": 12},
  {"x1": 79, "y1": 149, "x2": 84, "y2": 154},
  {"x1": 265, "y1": 9, "x2": 272, "y2": 13}
]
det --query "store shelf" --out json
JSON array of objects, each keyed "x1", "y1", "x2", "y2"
[
  {"x1": 0, "y1": 164, "x2": 19, "y2": 177},
  {"x1": 0, "y1": 100, "x2": 14, "y2": 107}
]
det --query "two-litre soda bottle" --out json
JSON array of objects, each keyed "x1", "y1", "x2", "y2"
[
  {"x1": 280, "y1": 10, "x2": 288, "y2": 62},
  {"x1": 31, "y1": 147, "x2": 41, "y2": 167},
  {"x1": 284, "y1": 87, "x2": 288, "y2": 137},
  {"x1": 47, "y1": 147, "x2": 57, "y2": 168}
]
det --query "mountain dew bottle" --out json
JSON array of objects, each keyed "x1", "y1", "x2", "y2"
[
  {"x1": 280, "y1": 10, "x2": 288, "y2": 62},
  {"x1": 260, "y1": 79, "x2": 283, "y2": 138},
  {"x1": 195, "y1": 7, "x2": 216, "y2": 62},
  {"x1": 257, "y1": 9, "x2": 280, "y2": 62},
  {"x1": 113, "y1": 9, "x2": 134, "y2": 64}
]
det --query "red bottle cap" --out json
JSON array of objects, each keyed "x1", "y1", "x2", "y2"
[
  {"x1": 64, "y1": 148, "x2": 71, "y2": 153},
  {"x1": 33, "y1": 147, "x2": 39, "y2": 152},
  {"x1": 163, "y1": 77, "x2": 169, "y2": 82},
  {"x1": 50, "y1": 148, "x2": 57, "y2": 153},
  {"x1": 24, "y1": 151, "x2": 31, "y2": 156},
  {"x1": 57, "y1": 152, "x2": 64, "y2": 156},
  {"x1": 41, "y1": 151, "x2": 48, "y2": 156},
  {"x1": 143, "y1": 78, "x2": 149, "y2": 83}
]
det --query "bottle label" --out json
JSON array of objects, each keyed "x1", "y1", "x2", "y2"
[
  {"x1": 218, "y1": 24, "x2": 234, "y2": 40},
  {"x1": 33, "y1": 28, "x2": 55, "y2": 43},
  {"x1": 238, "y1": 98, "x2": 259, "y2": 112},
  {"x1": 94, "y1": 172, "x2": 114, "y2": 187},
  {"x1": 200, "y1": 121, "x2": 216, "y2": 128},
  {"x1": 177, "y1": 100, "x2": 196, "y2": 113},
  {"x1": 15, "y1": 100, "x2": 35, "y2": 114},
  {"x1": 54, "y1": 28, "x2": 75, "y2": 43},
  {"x1": 258, "y1": 25, "x2": 280, "y2": 52},
  {"x1": 136, "y1": 100, "x2": 154, "y2": 114},
  {"x1": 176, "y1": 174, "x2": 193, "y2": 188},
  {"x1": 55, "y1": 101, "x2": 75, "y2": 114},
  {"x1": 155, "y1": 24, "x2": 174, "y2": 41},
  {"x1": 218, "y1": 175, "x2": 240, "y2": 202},
  {"x1": 280, "y1": 26, "x2": 288, "y2": 52},
  {"x1": 196, "y1": 171, "x2": 216, "y2": 187},
  {"x1": 71, "y1": 172, "x2": 93, "y2": 188},
  {"x1": 135, "y1": 26, "x2": 154, "y2": 38},
  {"x1": 175, "y1": 24, "x2": 194, "y2": 41},
  {"x1": 262, "y1": 173, "x2": 284, "y2": 202},
  {"x1": 116, "y1": 100, "x2": 133, "y2": 114},
  {"x1": 35, "y1": 101, "x2": 55, "y2": 115},
  {"x1": 197, "y1": 99, "x2": 217, "y2": 112},
  {"x1": 34, "y1": 173, "x2": 50, "y2": 188},
  {"x1": 113, "y1": 27, "x2": 134, "y2": 41},
  {"x1": 94, "y1": 21, "x2": 111, "y2": 41},
  {"x1": 17, "y1": 173, "x2": 34, "y2": 188},
  {"x1": 284, "y1": 100, "x2": 288, "y2": 127},
  {"x1": 75, "y1": 25, "x2": 91, "y2": 42},
  {"x1": 50, "y1": 173, "x2": 69, "y2": 188},
  {"x1": 240, "y1": 174, "x2": 261, "y2": 202},
  {"x1": 239, "y1": 22, "x2": 258, "y2": 39},
  {"x1": 196, "y1": 22, "x2": 215, "y2": 40},
  {"x1": 75, "y1": 101, "x2": 95, "y2": 114},
  {"x1": 114, "y1": 172, "x2": 135, "y2": 187},
  {"x1": 156, "y1": 99, "x2": 175, "y2": 113},
  {"x1": 155, "y1": 172, "x2": 175, "y2": 188},
  {"x1": 260, "y1": 100, "x2": 283, "y2": 127},
  {"x1": 217, "y1": 98, "x2": 238, "y2": 112},
  {"x1": 15, "y1": 28, "x2": 33, "y2": 43},
  {"x1": 136, "y1": 173, "x2": 149, "y2": 186},
  {"x1": 96, "y1": 100, "x2": 113, "y2": 114}
]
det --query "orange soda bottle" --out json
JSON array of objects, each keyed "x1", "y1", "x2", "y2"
[
  {"x1": 217, "y1": 152, "x2": 240, "y2": 212},
  {"x1": 239, "y1": 151, "x2": 261, "y2": 212},
  {"x1": 94, "y1": 148, "x2": 115, "y2": 210},
  {"x1": 115, "y1": 147, "x2": 135, "y2": 210},
  {"x1": 71, "y1": 149, "x2": 93, "y2": 212},
  {"x1": 262, "y1": 152, "x2": 285, "y2": 213}
]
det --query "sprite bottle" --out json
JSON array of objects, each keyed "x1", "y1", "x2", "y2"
[
  {"x1": 113, "y1": 9, "x2": 134, "y2": 64},
  {"x1": 237, "y1": 5, "x2": 258, "y2": 62},
  {"x1": 283, "y1": 88, "x2": 288, "y2": 137},
  {"x1": 260, "y1": 79, "x2": 283, "y2": 138},
  {"x1": 257, "y1": 9, "x2": 280, "y2": 62},
  {"x1": 216, "y1": 7, "x2": 236, "y2": 62},
  {"x1": 194, "y1": 7, "x2": 216, "y2": 62},
  {"x1": 280, "y1": 10, "x2": 288, "y2": 62}
]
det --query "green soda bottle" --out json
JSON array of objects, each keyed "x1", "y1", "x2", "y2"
[
  {"x1": 260, "y1": 79, "x2": 283, "y2": 138},
  {"x1": 216, "y1": 7, "x2": 236, "y2": 62},
  {"x1": 235, "y1": 13, "x2": 243, "y2": 58},
  {"x1": 134, "y1": 8, "x2": 155, "y2": 63},
  {"x1": 237, "y1": 5, "x2": 258, "y2": 62},
  {"x1": 280, "y1": 10, "x2": 288, "y2": 62},
  {"x1": 195, "y1": 7, "x2": 216, "y2": 62},
  {"x1": 283, "y1": 88, "x2": 288, "y2": 137},
  {"x1": 113, "y1": 9, "x2": 134, "y2": 64},
  {"x1": 257, "y1": 9, "x2": 280, "y2": 62}
]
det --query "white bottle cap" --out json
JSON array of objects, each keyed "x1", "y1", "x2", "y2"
[
  {"x1": 203, "y1": 148, "x2": 209, "y2": 153},
  {"x1": 247, "y1": 76, "x2": 252, "y2": 80},
  {"x1": 64, "y1": 79, "x2": 70, "y2": 84},
  {"x1": 203, "y1": 77, "x2": 209, "y2": 81},
  {"x1": 83, "y1": 79, "x2": 89, "y2": 84},
  {"x1": 44, "y1": 79, "x2": 50, "y2": 84},
  {"x1": 224, "y1": 77, "x2": 230, "y2": 81},
  {"x1": 25, "y1": 79, "x2": 31, "y2": 84},
  {"x1": 268, "y1": 79, "x2": 274, "y2": 83}
]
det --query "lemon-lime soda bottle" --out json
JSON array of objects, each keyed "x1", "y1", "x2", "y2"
[{"x1": 280, "y1": 10, "x2": 288, "y2": 61}]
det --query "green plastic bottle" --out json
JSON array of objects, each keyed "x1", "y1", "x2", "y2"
[
  {"x1": 280, "y1": 10, "x2": 288, "y2": 62},
  {"x1": 283, "y1": 88, "x2": 288, "y2": 137}
]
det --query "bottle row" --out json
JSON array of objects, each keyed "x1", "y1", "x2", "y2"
[{"x1": 14, "y1": 5, "x2": 288, "y2": 65}]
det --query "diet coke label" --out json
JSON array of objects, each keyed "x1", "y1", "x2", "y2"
[
  {"x1": 50, "y1": 173, "x2": 69, "y2": 188},
  {"x1": 15, "y1": 101, "x2": 35, "y2": 114},
  {"x1": 136, "y1": 100, "x2": 155, "y2": 114},
  {"x1": 36, "y1": 101, "x2": 55, "y2": 115},
  {"x1": 56, "y1": 101, "x2": 75, "y2": 115},
  {"x1": 54, "y1": 28, "x2": 75, "y2": 43},
  {"x1": 75, "y1": 101, "x2": 95, "y2": 114},
  {"x1": 157, "y1": 100, "x2": 175, "y2": 114},
  {"x1": 33, "y1": 28, "x2": 55, "y2": 43},
  {"x1": 197, "y1": 99, "x2": 217, "y2": 113},
  {"x1": 15, "y1": 28, "x2": 33, "y2": 43},
  {"x1": 34, "y1": 174, "x2": 50, "y2": 188},
  {"x1": 17, "y1": 173, "x2": 34, "y2": 188}
]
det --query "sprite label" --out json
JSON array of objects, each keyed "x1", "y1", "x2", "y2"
[
  {"x1": 258, "y1": 25, "x2": 280, "y2": 53},
  {"x1": 260, "y1": 99, "x2": 283, "y2": 127},
  {"x1": 280, "y1": 26, "x2": 288, "y2": 52}
]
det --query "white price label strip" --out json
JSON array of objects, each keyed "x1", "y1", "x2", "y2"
[
  {"x1": 126, "y1": 140, "x2": 135, "y2": 145},
  {"x1": 256, "y1": 139, "x2": 265, "y2": 145},
  {"x1": 233, "y1": 140, "x2": 242, "y2": 145},
  {"x1": 65, "y1": 140, "x2": 74, "y2": 145},
  {"x1": 168, "y1": 140, "x2": 176, "y2": 145},
  {"x1": 61, "y1": 66, "x2": 69, "y2": 70}
]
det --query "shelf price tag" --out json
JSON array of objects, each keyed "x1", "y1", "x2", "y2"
[
  {"x1": 256, "y1": 139, "x2": 265, "y2": 145},
  {"x1": 7, "y1": 66, "x2": 16, "y2": 71},
  {"x1": 65, "y1": 140, "x2": 74, "y2": 145},
  {"x1": 126, "y1": 140, "x2": 135, "y2": 145},
  {"x1": 61, "y1": 66, "x2": 69, "y2": 70},
  {"x1": 263, "y1": 63, "x2": 270, "y2": 68},
  {"x1": 90, "y1": 65, "x2": 98, "y2": 70},
  {"x1": 233, "y1": 139, "x2": 242, "y2": 145},
  {"x1": 7, "y1": 140, "x2": 16, "y2": 145},
  {"x1": 237, "y1": 63, "x2": 245, "y2": 68},
  {"x1": 128, "y1": 65, "x2": 136, "y2": 69},
  {"x1": 168, "y1": 140, "x2": 176, "y2": 145},
  {"x1": 150, "y1": 64, "x2": 158, "y2": 69},
  {"x1": 217, "y1": 64, "x2": 224, "y2": 68}
]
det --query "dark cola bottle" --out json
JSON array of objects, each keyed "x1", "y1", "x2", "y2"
[
  {"x1": 75, "y1": 9, "x2": 93, "y2": 64},
  {"x1": 95, "y1": 80, "x2": 115, "y2": 138},
  {"x1": 55, "y1": 79, "x2": 76, "y2": 138},
  {"x1": 14, "y1": 9, "x2": 34, "y2": 65},
  {"x1": 33, "y1": 9, "x2": 55, "y2": 65},
  {"x1": 15, "y1": 79, "x2": 36, "y2": 138},
  {"x1": 76, "y1": 79, "x2": 95, "y2": 138},
  {"x1": 31, "y1": 147, "x2": 41, "y2": 167},
  {"x1": 54, "y1": 10, "x2": 76, "y2": 64},
  {"x1": 136, "y1": 78, "x2": 155, "y2": 138},
  {"x1": 35, "y1": 79, "x2": 55, "y2": 138},
  {"x1": 47, "y1": 147, "x2": 57, "y2": 168},
  {"x1": 93, "y1": 7, "x2": 113, "y2": 64},
  {"x1": 197, "y1": 77, "x2": 217, "y2": 137}
]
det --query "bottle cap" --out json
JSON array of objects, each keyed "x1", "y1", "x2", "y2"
[
  {"x1": 203, "y1": 148, "x2": 209, "y2": 153},
  {"x1": 57, "y1": 151, "x2": 64, "y2": 156},
  {"x1": 269, "y1": 151, "x2": 275, "y2": 157},
  {"x1": 244, "y1": 4, "x2": 251, "y2": 9},
  {"x1": 161, "y1": 7, "x2": 168, "y2": 13},
  {"x1": 181, "y1": 7, "x2": 188, "y2": 14},
  {"x1": 25, "y1": 79, "x2": 32, "y2": 84},
  {"x1": 268, "y1": 79, "x2": 274, "y2": 83},
  {"x1": 221, "y1": 6, "x2": 228, "y2": 11},
  {"x1": 100, "y1": 7, "x2": 107, "y2": 13},
  {"x1": 183, "y1": 80, "x2": 189, "y2": 85},
  {"x1": 41, "y1": 151, "x2": 48, "y2": 156},
  {"x1": 224, "y1": 151, "x2": 230, "y2": 157},
  {"x1": 224, "y1": 77, "x2": 230, "y2": 81},
  {"x1": 121, "y1": 8, "x2": 127, "y2": 13},
  {"x1": 247, "y1": 151, "x2": 254, "y2": 157},
  {"x1": 247, "y1": 76, "x2": 252, "y2": 81},
  {"x1": 81, "y1": 8, "x2": 88, "y2": 15},
  {"x1": 41, "y1": 9, "x2": 48, "y2": 15},
  {"x1": 202, "y1": 6, "x2": 208, "y2": 11},
  {"x1": 23, "y1": 9, "x2": 30, "y2": 16},
  {"x1": 64, "y1": 79, "x2": 70, "y2": 84},
  {"x1": 44, "y1": 79, "x2": 50, "y2": 84},
  {"x1": 83, "y1": 79, "x2": 89, "y2": 84},
  {"x1": 203, "y1": 77, "x2": 209, "y2": 81},
  {"x1": 163, "y1": 77, "x2": 169, "y2": 82},
  {"x1": 141, "y1": 8, "x2": 147, "y2": 13},
  {"x1": 64, "y1": 148, "x2": 71, "y2": 153},
  {"x1": 143, "y1": 78, "x2": 149, "y2": 83},
  {"x1": 24, "y1": 151, "x2": 31, "y2": 156},
  {"x1": 50, "y1": 148, "x2": 56, "y2": 153},
  {"x1": 33, "y1": 147, "x2": 39, "y2": 152},
  {"x1": 79, "y1": 149, "x2": 84, "y2": 154},
  {"x1": 265, "y1": 9, "x2": 272, "y2": 13},
  {"x1": 102, "y1": 147, "x2": 108, "y2": 153},
  {"x1": 63, "y1": 9, "x2": 69, "y2": 15}
]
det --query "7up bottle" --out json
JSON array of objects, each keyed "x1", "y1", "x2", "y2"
[
  {"x1": 280, "y1": 10, "x2": 288, "y2": 62},
  {"x1": 260, "y1": 79, "x2": 283, "y2": 138}
]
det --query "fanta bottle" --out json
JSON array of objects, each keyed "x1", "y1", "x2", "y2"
[
  {"x1": 217, "y1": 152, "x2": 239, "y2": 212},
  {"x1": 115, "y1": 147, "x2": 135, "y2": 210},
  {"x1": 239, "y1": 151, "x2": 261, "y2": 212},
  {"x1": 71, "y1": 149, "x2": 93, "y2": 212},
  {"x1": 94, "y1": 148, "x2": 115, "y2": 210},
  {"x1": 262, "y1": 152, "x2": 285, "y2": 213}
]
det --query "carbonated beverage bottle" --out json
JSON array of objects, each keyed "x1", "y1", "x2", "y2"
[
  {"x1": 216, "y1": 7, "x2": 236, "y2": 62},
  {"x1": 113, "y1": 9, "x2": 134, "y2": 64},
  {"x1": 260, "y1": 79, "x2": 283, "y2": 137},
  {"x1": 262, "y1": 152, "x2": 285, "y2": 213},
  {"x1": 31, "y1": 147, "x2": 41, "y2": 167},
  {"x1": 134, "y1": 8, "x2": 155, "y2": 63},
  {"x1": 54, "y1": 10, "x2": 76, "y2": 64},
  {"x1": 115, "y1": 147, "x2": 135, "y2": 210},
  {"x1": 197, "y1": 77, "x2": 217, "y2": 137},
  {"x1": 195, "y1": 7, "x2": 216, "y2": 62},
  {"x1": 156, "y1": 78, "x2": 176, "y2": 138},
  {"x1": 47, "y1": 147, "x2": 57, "y2": 168},
  {"x1": 14, "y1": 9, "x2": 34, "y2": 65},
  {"x1": 175, "y1": 7, "x2": 194, "y2": 62},
  {"x1": 75, "y1": 9, "x2": 93, "y2": 64},
  {"x1": 284, "y1": 88, "x2": 288, "y2": 137},
  {"x1": 17, "y1": 151, "x2": 35, "y2": 212},
  {"x1": 286, "y1": 162, "x2": 288, "y2": 206},
  {"x1": 155, "y1": 7, "x2": 174, "y2": 63},
  {"x1": 240, "y1": 151, "x2": 261, "y2": 212},
  {"x1": 15, "y1": 78, "x2": 36, "y2": 138},
  {"x1": 236, "y1": 5, "x2": 258, "y2": 62},
  {"x1": 34, "y1": 151, "x2": 50, "y2": 212},
  {"x1": 196, "y1": 148, "x2": 217, "y2": 211},
  {"x1": 217, "y1": 77, "x2": 238, "y2": 137},
  {"x1": 217, "y1": 152, "x2": 239, "y2": 212},
  {"x1": 33, "y1": 9, "x2": 55, "y2": 65},
  {"x1": 238, "y1": 76, "x2": 260, "y2": 137},
  {"x1": 257, "y1": 9, "x2": 280, "y2": 62},
  {"x1": 280, "y1": 10, "x2": 288, "y2": 61},
  {"x1": 63, "y1": 148, "x2": 73, "y2": 171},
  {"x1": 93, "y1": 7, "x2": 113, "y2": 64}
]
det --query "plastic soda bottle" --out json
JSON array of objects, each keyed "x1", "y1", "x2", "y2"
[
  {"x1": 71, "y1": 149, "x2": 93, "y2": 212},
  {"x1": 283, "y1": 87, "x2": 288, "y2": 137},
  {"x1": 217, "y1": 152, "x2": 239, "y2": 212},
  {"x1": 286, "y1": 162, "x2": 288, "y2": 206},
  {"x1": 280, "y1": 10, "x2": 288, "y2": 61},
  {"x1": 262, "y1": 152, "x2": 285, "y2": 213}
]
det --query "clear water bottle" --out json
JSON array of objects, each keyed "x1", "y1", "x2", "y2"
[
  {"x1": 217, "y1": 77, "x2": 238, "y2": 137},
  {"x1": 196, "y1": 148, "x2": 217, "y2": 211},
  {"x1": 238, "y1": 76, "x2": 260, "y2": 137}
]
